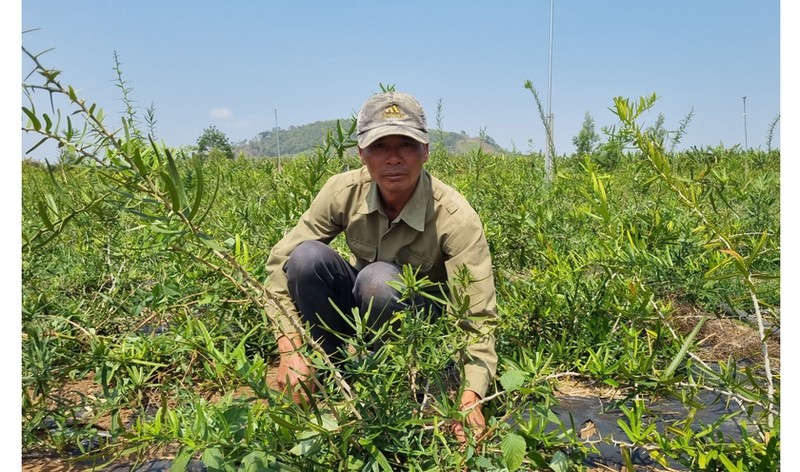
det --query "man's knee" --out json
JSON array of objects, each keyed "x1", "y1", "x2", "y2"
[
  {"x1": 286, "y1": 241, "x2": 336, "y2": 277},
  {"x1": 353, "y1": 262, "x2": 402, "y2": 307},
  {"x1": 288, "y1": 240, "x2": 331, "y2": 265}
]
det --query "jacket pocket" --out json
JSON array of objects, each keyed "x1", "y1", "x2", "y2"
[
  {"x1": 346, "y1": 237, "x2": 377, "y2": 264},
  {"x1": 395, "y1": 247, "x2": 434, "y2": 273}
]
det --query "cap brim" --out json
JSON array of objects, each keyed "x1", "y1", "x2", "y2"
[{"x1": 358, "y1": 125, "x2": 429, "y2": 148}]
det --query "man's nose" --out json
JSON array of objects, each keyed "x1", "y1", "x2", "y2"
[{"x1": 384, "y1": 145, "x2": 402, "y2": 162}]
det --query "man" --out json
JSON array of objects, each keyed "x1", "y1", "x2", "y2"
[{"x1": 264, "y1": 91, "x2": 497, "y2": 439}]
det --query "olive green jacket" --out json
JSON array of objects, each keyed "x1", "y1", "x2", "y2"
[{"x1": 265, "y1": 166, "x2": 497, "y2": 397}]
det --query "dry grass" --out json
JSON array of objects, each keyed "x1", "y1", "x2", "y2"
[{"x1": 666, "y1": 299, "x2": 780, "y2": 371}]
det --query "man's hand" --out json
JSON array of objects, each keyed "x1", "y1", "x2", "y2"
[
  {"x1": 275, "y1": 335, "x2": 316, "y2": 403},
  {"x1": 452, "y1": 389, "x2": 486, "y2": 443}
]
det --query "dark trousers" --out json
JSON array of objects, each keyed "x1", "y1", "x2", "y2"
[{"x1": 285, "y1": 241, "x2": 440, "y2": 356}]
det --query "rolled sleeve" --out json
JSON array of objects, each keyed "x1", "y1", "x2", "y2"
[
  {"x1": 264, "y1": 178, "x2": 344, "y2": 337},
  {"x1": 443, "y1": 212, "x2": 498, "y2": 399}
]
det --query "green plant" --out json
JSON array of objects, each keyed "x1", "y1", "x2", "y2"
[
  {"x1": 572, "y1": 111, "x2": 600, "y2": 157},
  {"x1": 523, "y1": 79, "x2": 556, "y2": 178},
  {"x1": 765, "y1": 114, "x2": 780, "y2": 153},
  {"x1": 197, "y1": 125, "x2": 235, "y2": 160},
  {"x1": 609, "y1": 92, "x2": 778, "y2": 463},
  {"x1": 669, "y1": 107, "x2": 694, "y2": 153}
]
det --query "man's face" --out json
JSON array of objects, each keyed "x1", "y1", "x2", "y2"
[{"x1": 359, "y1": 135, "x2": 429, "y2": 199}]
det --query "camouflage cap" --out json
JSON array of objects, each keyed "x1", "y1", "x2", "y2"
[{"x1": 356, "y1": 91, "x2": 429, "y2": 148}]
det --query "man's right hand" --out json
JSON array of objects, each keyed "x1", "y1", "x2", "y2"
[{"x1": 275, "y1": 335, "x2": 316, "y2": 403}]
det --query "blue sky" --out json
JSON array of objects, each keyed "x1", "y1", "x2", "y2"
[{"x1": 18, "y1": 1, "x2": 782, "y2": 159}]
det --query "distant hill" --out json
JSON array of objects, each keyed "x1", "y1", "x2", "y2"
[{"x1": 236, "y1": 119, "x2": 505, "y2": 157}]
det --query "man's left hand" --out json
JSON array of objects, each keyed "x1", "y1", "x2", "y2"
[{"x1": 452, "y1": 389, "x2": 486, "y2": 443}]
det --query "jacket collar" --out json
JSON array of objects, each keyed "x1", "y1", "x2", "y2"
[{"x1": 361, "y1": 169, "x2": 430, "y2": 232}]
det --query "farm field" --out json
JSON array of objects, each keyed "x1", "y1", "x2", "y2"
[{"x1": 21, "y1": 55, "x2": 780, "y2": 470}]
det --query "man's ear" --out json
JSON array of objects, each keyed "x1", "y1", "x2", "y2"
[
  {"x1": 357, "y1": 146, "x2": 366, "y2": 164},
  {"x1": 422, "y1": 143, "x2": 429, "y2": 163}
]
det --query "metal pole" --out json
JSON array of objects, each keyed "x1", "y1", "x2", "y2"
[
  {"x1": 274, "y1": 106, "x2": 281, "y2": 172},
  {"x1": 742, "y1": 96, "x2": 748, "y2": 150},
  {"x1": 545, "y1": 0, "x2": 555, "y2": 182}
]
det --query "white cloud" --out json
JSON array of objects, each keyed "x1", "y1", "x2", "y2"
[{"x1": 209, "y1": 108, "x2": 233, "y2": 120}]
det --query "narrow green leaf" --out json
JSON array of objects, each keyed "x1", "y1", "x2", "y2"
[
  {"x1": 193, "y1": 170, "x2": 220, "y2": 227},
  {"x1": 704, "y1": 256, "x2": 735, "y2": 279},
  {"x1": 616, "y1": 418, "x2": 635, "y2": 439},
  {"x1": 131, "y1": 147, "x2": 149, "y2": 176},
  {"x1": 718, "y1": 452, "x2": 741, "y2": 472},
  {"x1": 719, "y1": 248, "x2": 744, "y2": 263},
  {"x1": 591, "y1": 172, "x2": 610, "y2": 223},
  {"x1": 169, "y1": 447, "x2": 193, "y2": 472},
  {"x1": 150, "y1": 136, "x2": 164, "y2": 165},
  {"x1": 166, "y1": 409, "x2": 180, "y2": 436},
  {"x1": 35, "y1": 200, "x2": 54, "y2": 231},
  {"x1": 750, "y1": 273, "x2": 779, "y2": 280},
  {"x1": 269, "y1": 412, "x2": 300, "y2": 431},
  {"x1": 42, "y1": 113, "x2": 53, "y2": 132},
  {"x1": 366, "y1": 443, "x2": 392, "y2": 472},
  {"x1": 149, "y1": 223, "x2": 183, "y2": 235},
  {"x1": 746, "y1": 230, "x2": 769, "y2": 266},
  {"x1": 67, "y1": 85, "x2": 78, "y2": 101},
  {"x1": 198, "y1": 233, "x2": 228, "y2": 252},
  {"x1": 660, "y1": 316, "x2": 706, "y2": 381},
  {"x1": 44, "y1": 194, "x2": 59, "y2": 216},
  {"x1": 165, "y1": 147, "x2": 188, "y2": 212},
  {"x1": 127, "y1": 358, "x2": 170, "y2": 368},
  {"x1": 22, "y1": 107, "x2": 41, "y2": 131},
  {"x1": 189, "y1": 153, "x2": 205, "y2": 221},
  {"x1": 160, "y1": 171, "x2": 181, "y2": 213},
  {"x1": 25, "y1": 136, "x2": 50, "y2": 154}
]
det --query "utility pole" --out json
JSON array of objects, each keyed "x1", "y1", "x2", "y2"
[
  {"x1": 742, "y1": 96, "x2": 748, "y2": 150},
  {"x1": 274, "y1": 106, "x2": 282, "y2": 172},
  {"x1": 742, "y1": 96, "x2": 749, "y2": 178},
  {"x1": 545, "y1": 0, "x2": 555, "y2": 182}
]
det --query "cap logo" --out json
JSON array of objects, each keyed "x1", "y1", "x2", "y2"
[{"x1": 381, "y1": 104, "x2": 405, "y2": 119}]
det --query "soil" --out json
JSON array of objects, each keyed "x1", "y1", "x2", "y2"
[{"x1": 21, "y1": 310, "x2": 779, "y2": 472}]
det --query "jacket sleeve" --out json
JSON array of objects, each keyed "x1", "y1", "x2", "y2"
[
  {"x1": 443, "y1": 209, "x2": 498, "y2": 399},
  {"x1": 264, "y1": 177, "x2": 344, "y2": 338}
]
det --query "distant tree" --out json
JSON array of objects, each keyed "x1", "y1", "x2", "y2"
[
  {"x1": 645, "y1": 113, "x2": 668, "y2": 144},
  {"x1": 236, "y1": 119, "x2": 504, "y2": 157},
  {"x1": 594, "y1": 124, "x2": 625, "y2": 169},
  {"x1": 572, "y1": 112, "x2": 600, "y2": 156},
  {"x1": 197, "y1": 125, "x2": 234, "y2": 159}
]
